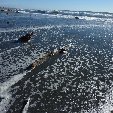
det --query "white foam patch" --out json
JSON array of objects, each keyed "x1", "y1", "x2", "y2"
[
  {"x1": 39, "y1": 12, "x2": 113, "y2": 22},
  {"x1": 0, "y1": 93, "x2": 12, "y2": 113},
  {"x1": 18, "y1": 10, "x2": 29, "y2": 14},
  {"x1": 0, "y1": 72, "x2": 29, "y2": 113},
  {"x1": 91, "y1": 86, "x2": 113, "y2": 113},
  {"x1": 0, "y1": 23, "x2": 106, "y2": 34},
  {"x1": 0, "y1": 25, "x2": 54, "y2": 33},
  {"x1": 0, "y1": 72, "x2": 27, "y2": 94},
  {"x1": 109, "y1": 65, "x2": 113, "y2": 70},
  {"x1": 0, "y1": 45, "x2": 21, "y2": 55},
  {"x1": 22, "y1": 98, "x2": 30, "y2": 113}
]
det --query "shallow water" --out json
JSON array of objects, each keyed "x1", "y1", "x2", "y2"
[{"x1": 0, "y1": 11, "x2": 113, "y2": 113}]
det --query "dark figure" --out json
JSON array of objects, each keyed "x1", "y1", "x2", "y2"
[
  {"x1": 7, "y1": 21, "x2": 9, "y2": 24},
  {"x1": 58, "y1": 48, "x2": 66, "y2": 54},
  {"x1": 75, "y1": 16, "x2": 79, "y2": 19},
  {"x1": 19, "y1": 32, "x2": 33, "y2": 43},
  {"x1": 1, "y1": 9, "x2": 4, "y2": 12},
  {"x1": 0, "y1": 97, "x2": 4, "y2": 102}
]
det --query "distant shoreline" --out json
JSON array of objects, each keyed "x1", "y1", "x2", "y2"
[
  {"x1": 0, "y1": 6, "x2": 113, "y2": 14},
  {"x1": 0, "y1": 6, "x2": 19, "y2": 13}
]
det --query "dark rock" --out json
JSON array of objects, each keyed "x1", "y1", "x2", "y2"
[
  {"x1": 1, "y1": 9, "x2": 4, "y2": 12},
  {"x1": 7, "y1": 9, "x2": 11, "y2": 11},
  {"x1": 37, "y1": 10, "x2": 46, "y2": 14},
  {"x1": 75, "y1": 16, "x2": 79, "y2": 19},
  {"x1": 0, "y1": 97, "x2": 4, "y2": 102},
  {"x1": 50, "y1": 10, "x2": 59, "y2": 15},
  {"x1": 7, "y1": 21, "x2": 9, "y2": 24}
]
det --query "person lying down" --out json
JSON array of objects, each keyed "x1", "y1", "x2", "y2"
[{"x1": 25, "y1": 46, "x2": 69, "y2": 71}]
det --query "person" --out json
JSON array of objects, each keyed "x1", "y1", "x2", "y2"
[
  {"x1": 25, "y1": 47, "x2": 68, "y2": 71},
  {"x1": 19, "y1": 32, "x2": 33, "y2": 43}
]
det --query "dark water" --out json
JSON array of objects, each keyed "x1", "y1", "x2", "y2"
[{"x1": 0, "y1": 11, "x2": 113, "y2": 113}]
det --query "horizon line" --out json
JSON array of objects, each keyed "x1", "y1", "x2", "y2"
[{"x1": 0, "y1": 5, "x2": 113, "y2": 14}]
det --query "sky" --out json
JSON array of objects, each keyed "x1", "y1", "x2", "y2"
[{"x1": 0, "y1": 0, "x2": 113, "y2": 13}]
